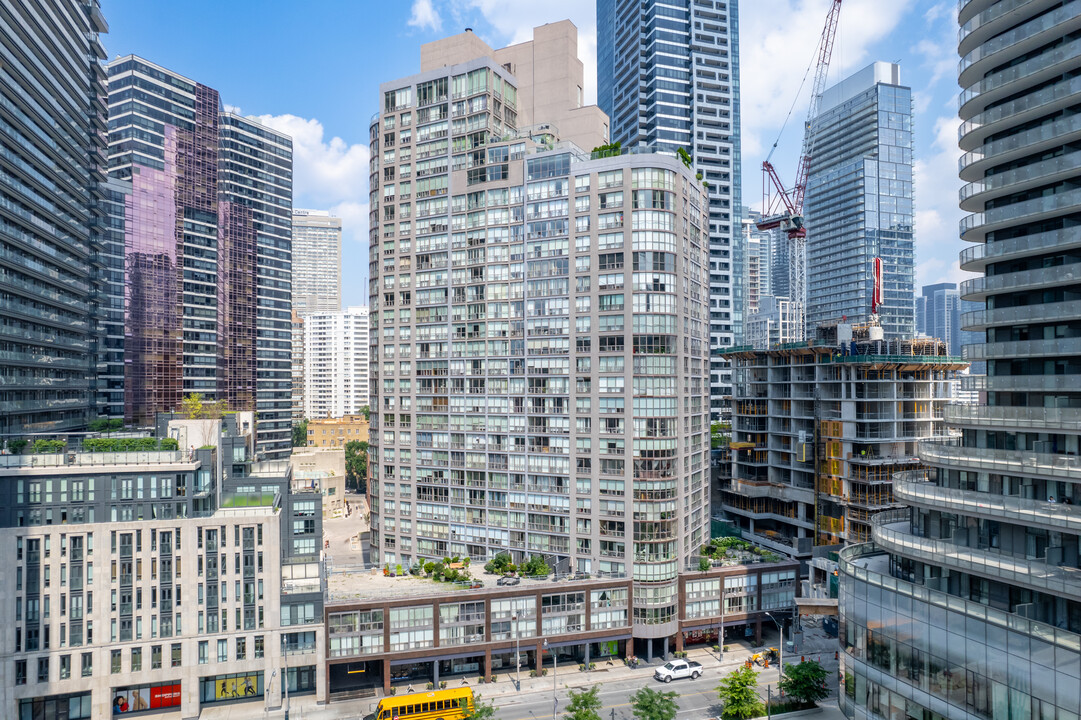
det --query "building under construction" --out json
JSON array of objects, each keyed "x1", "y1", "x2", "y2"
[{"x1": 721, "y1": 322, "x2": 966, "y2": 570}]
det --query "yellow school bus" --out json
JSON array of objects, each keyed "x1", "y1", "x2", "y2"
[{"x1": 374, "y1": 687, "x2": 475, "y2": 720}]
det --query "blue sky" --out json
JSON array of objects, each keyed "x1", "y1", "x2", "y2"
[{"x1": 103, "y1": 0, "x2": 969, "y2": 309}]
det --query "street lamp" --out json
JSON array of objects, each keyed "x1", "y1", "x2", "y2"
[
  {"x1": 764, "y1": 611, "x2": 785, "y2": 676},
  {"x1": 542, "y1": 638, "x2": 556, "y2": 720},
  {"x1": 512, "y1": 613, "x2": 521, "y2": 691},
  {"x1": 265, "y1": 669, "x2": 277, "y2": 720}
]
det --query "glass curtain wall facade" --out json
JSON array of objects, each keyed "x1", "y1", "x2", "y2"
[
  {"x1": 0, "y1": 0, "x2": 109, "y2": 435},
  {"x1": 804, "y1": 63, "x2": 915, "y2": 340},
  {"x1": 597, "y1": 0, "x2": 741, "y2": 421},
  {"x1": 108, "y1": 57, "x2": 219, "y2": 423},
  {"x1": 96, "y1": 177, "x2": 131, "y2": 419},
  {"x1": 108, "y1": 58, "x2": 293, "y2": 458},
  {"x1": 219, "y1": 112, "x2": 294, "y2": 460},
  {"x1": 839, "y1": 3, "x2": 1081, "y2": 719},
  {"x1": 370, "y1": 57, "x2": 711, "y2": 640}
]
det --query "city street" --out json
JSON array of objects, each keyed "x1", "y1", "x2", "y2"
[{"x1": 490, "y1": 669, "x2": 751, "y2": 720}]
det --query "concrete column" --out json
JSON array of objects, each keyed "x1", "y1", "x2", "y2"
[
  {"x1": 584, "y1": 643, "x2": 590, "y2": 667},
  {"x1": 536, "y1": 641, "x2": 544, "y2": 671},
  {"x1": 662, "y1": 637, "x2": 669, "y2": 661},
  {"x1": 484, "y1": 648, "x2": 491, "y2": 680},
  {"x1": 646, "y1": 639, "x2": 653, "y2": 663},
  {"x1": 675, "y1": 632, "x2": 684, "y2": 652},
  {"x1": 433, "y1": 660, "x2": 439, "y2": 685},
  {"x1": 755, "y1": 618, "x2": 763, "y2": 645},
  {"x1": 383, "y1": 661, "x2": 391, "y2": 695}
]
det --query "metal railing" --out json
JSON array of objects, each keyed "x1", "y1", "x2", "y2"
[
  {"x1": 893, "y1": 470, "x2": 1081, "y2": 534},
  {"x1": 871, "y1": 510, "x2": 1081, "y2": 602}
]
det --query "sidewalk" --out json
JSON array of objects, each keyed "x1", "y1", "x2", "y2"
[{"x1": 196, "y1": 633, "x2": 843, "y2": 720}]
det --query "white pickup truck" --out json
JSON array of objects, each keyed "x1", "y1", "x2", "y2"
[{"x1": 654, "y1": 659, "x2": 703, "y2": 683}]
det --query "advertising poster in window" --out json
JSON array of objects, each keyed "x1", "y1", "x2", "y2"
[
  {"x1": 215, "y1": 675, "x2": 259, "y2": 700},
  {"x1": 112, "y1": 682, "x2": 180, "y2": 713}
]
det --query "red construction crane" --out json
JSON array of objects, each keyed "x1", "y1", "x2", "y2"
[{"x1": 756, "y1": 0, "x2": 843, "y2": 339}]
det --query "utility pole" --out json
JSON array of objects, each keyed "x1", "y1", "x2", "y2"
[
  {"x1": 543, "y1": 638, "x2": 556, "y2": 720},
  {"x1": 513, "y1": 613, "x2": 521, "y2": 691}
]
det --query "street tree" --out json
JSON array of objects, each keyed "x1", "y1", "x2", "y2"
[
  {"x1": 778, "y1": 660, "x2": 830, "y2": 706},
  {"x1": 564, "y1": 686, "x2": 602, "y2": 720},
  {"x1": 716, "y1": 665, "x2": 764, "y2": 720},
  {"x1": 292, "y1": 419, "x2": 308, "y2": 447},
  {"x1": 345, "y1": 440, "x2": 368, "y2": 492},
  {"x1": 463, "y1": 694, "x2": 496, "y2": 720},
  {"x1": 631, "y1": 687, "x2": 679, "y2": 720}
]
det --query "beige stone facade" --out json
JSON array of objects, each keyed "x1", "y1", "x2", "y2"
[
  {"x1": 307, "y1": 415, "x2": 370, "y2": 448},
  {"x1": 419, "y1": 21, "x2": 608, "y2": 150}
]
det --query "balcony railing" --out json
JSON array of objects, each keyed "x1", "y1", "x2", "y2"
[
  {"x1": 894, "y1": 470, "x2": 1081, "y2": 534},
  {"x1": 871, "y1": 510, "x2": 1081, "y2": 602},
  {"x1": 838, "y1": 542, "x2": 1080, "y2": 668},
  {"x1": 944, "y1": 403, "x2": 1081, "y2": 431},
  {"x1": 919, "y1": 440, "x2": 1081, "y2": 481}
]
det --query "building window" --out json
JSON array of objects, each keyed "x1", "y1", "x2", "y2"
[
  {"x1": 37, "y1": 657, "x2": 49, "y2": 682},
  {"x1": 236, "y1": 637, "x2": 246, "y2": 661},
  {"x1": 81, "y1": 652, "x2": 93, "y2": 677},
  {"x1": 60, "y1": 654, "x2": 71, "y2": 679},
  {"x1": 255, "y1": 636, "x2": 265, "y2": 659},
  {"x1": 218, "y1": 639, "x2": 228, "y2": 663},
  {"x1": 111, "y1": 650, "x2": 121, "y2": 674},
  {"x1": 131, "y1": 648, "x2": 141, "y2": 672},
  {"x1": 199, "y1": 641, "x2": 208, "y2": 665},
  {"x1": 151, "y1": 645, "x2": 162, "y2": 670},
  {"x1": 171, "y1": 643, "x2": 182, "y2": 668}
]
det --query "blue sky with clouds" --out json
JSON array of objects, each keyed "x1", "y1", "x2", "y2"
[{"x1": 103, "y1": 0, "x2": 970, "y2": 309}]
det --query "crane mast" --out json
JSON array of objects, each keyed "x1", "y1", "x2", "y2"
[{"x1": 756, "y1": 0, "x2": 843, "y2": 340}]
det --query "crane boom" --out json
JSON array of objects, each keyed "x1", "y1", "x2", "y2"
[
  {"x1": 755, "y1": 0, "x2": 842, "y2": 341},
  {"x1": 793, "y1": 0, "x2": 843, "y2": 211}
]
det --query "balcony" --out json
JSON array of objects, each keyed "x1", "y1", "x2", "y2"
[
  {"x1": 957, "y1": 373, "x2": 1081, "y2": 393},
  {"x1": 961, "y1": 263, "x2": 1081, "y2": 302},
  {"x1": 959, "y1": 37, "x2": 1081, "y2": 120},
  {"x1": 962, "y1": 299, "x2": 1081, "y2": 331},
  {"x1": 964, "y1": 336, "x2": 1081, "y2": 362},
  {"x1": 959, "y1": 152, "x2": 1080, "y2": 210},
  {"x1": 919, "y1": 440, "x2": 1081, "y2": 482},
  {"x1": 871, "y1": 509, "x2": 1081, "y2": 602},
  {"x1": 893, "y1": 470, "x2": 1081, "y2": 535},
  {"x1": 838, "y1": 542, "x2": 1081, "y2": 674},
  {"x1": 959, "y1": 188, "x2": 1081, "y2": 243},
  {"x1": 958, "y1": 0, "x2": 1081, "y2": 88},
  {"x1": 945, "y1": 403, "x2": 1081, "y2": 431}
]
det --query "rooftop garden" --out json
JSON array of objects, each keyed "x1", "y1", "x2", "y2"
[{"x1": 699, "y1": 537, "x2": 783, "y2": 567}]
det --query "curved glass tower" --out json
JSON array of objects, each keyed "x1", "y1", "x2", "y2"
[{"x1": 839, "y1": 1, "x2": 1081, "y2": 718}]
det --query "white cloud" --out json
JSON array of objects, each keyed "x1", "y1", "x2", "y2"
[
  {"x1": 442, "y1": 0, "x2": 598, "y2": 104},
  {"x1": 913, "y1": 114, "x2": 974, "y2": 288},
  {"x1": 741, "y1": 0, "x2": 911, "y2": 200},
  {"x1": 247, "y1": 113, "x2": 372, "y2": 294},
  {"x1": 408, "y1": 0, "x2": 442, "y2": 32}
]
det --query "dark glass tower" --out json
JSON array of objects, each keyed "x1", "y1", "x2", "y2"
[
  {"x1": 597, "y1": 0, "x2": 742, "y2": 421},
  {"x1": 107, "y1": 57, "x2": 293, "y2": 458},
  {"x1": 0, "y1": 0, "x2": 109, "y2": 435}
]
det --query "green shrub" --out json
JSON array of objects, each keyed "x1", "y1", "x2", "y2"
[
  {"x1": 82, "y1": 437, "x2": 167, "y2": 452},
  {"x1": 7, "y1": 439, "x2": 28, "y2": 455},
  {"x1": 32, "y1": 439, "x2": 65, "y2": 453},
  {"x1": 484, "y1": 552, "x2": 514, "y2": 574},
  {"x1": 521, "y1": 554, "x2": 550, "y2": 577}
]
